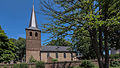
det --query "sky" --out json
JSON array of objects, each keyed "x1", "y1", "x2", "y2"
[{"x1": 0, "y1": 0, "x2": 50, "y2": 45}]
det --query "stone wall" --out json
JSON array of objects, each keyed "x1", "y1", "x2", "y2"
[
  {"x1": 26, "y1": 50, "x2": 40, "y2": 63},
  {"x1": 40, "y1": 52, "x2": 76, "y2": 62},
  {"x1": 0, "y1": 60, "x2": 98, "y2": 68}
]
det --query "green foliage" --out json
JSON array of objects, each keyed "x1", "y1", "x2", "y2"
[
  {"x1": 13, "y1": 63, "x2": 28, "y2": 68},
  {"x1": 110, "y1": 54, "x2": 120, "y2": 59},
  {"x1": 72, "y1": 29, "x2": 96, "y2": 59},
  {"x1": 0, "y1": 26, "x2": 17, "y2": 63},
  {"x1": 68, "y1": 66, "x2": 81, "y2": 68},
  {"x1": 40, "y1": 0, "x2": 120, "y2": 68},
  {"x1": 19, "y1": 63, "x2": 28, "y2": 68},
  {"x1": 9, "y1": 37, "x2": 26, "y2": 62},
  {"x1": 29, "y1": 56, "x2": 37, "y2": 63},
  {"x1": 52, "y1": 59, "x2": 58, "y2": 62},
  {"x1": 35, "y1": 61, "x2": 45, "y2": 68},
  {"x1": 46, "y1": 38, "x2": 72, "y2": 46},
  {"x1": 110, "y1": 61, "x2": 120, "y2": 67},
  {"x1": 3, "y1": 66, "x2": 8, "y2": 68},
  {"x1": 9, "y1": 38, "x2": 16, "y2": 43},
  {"x1": 80, "y1": 60, "x2": 94, "y2": 68},
  {"x1": 13, "y1": 64, "x2": 20, "y2": 68},
  {"x1": 14, "y1": 37, "x2": 26, "y2": 61}
]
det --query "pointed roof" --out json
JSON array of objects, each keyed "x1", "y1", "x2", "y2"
[{"x1": 27, "y1": 1, "x2": 40, "y2": 31}]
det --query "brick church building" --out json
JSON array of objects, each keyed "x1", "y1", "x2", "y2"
[{"x1": 25, "y1": 3, "x2": 76, "y2": 62}]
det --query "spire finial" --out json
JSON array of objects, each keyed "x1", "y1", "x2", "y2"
[
  {"x1": 33, "y1": 0, "x2": 34, "y2": 6},
  {"x1": 33, "y1": 0, "x2": 34, "y2": 8}
]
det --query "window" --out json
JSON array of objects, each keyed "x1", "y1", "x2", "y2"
[
  {"x1": 29, "y1": 32, "x2": 32, "y2": 36},
  {"x1": 64, "y1": 53, "x2": 66, "y2": 58},
  {"x1": 56, "y1": 53, "x2": 58, "y2": 58},
  {"x1": 71, "y1": 53, "x2": 73, "y2": 58},
  {"x1": 35, "y1": 32, "x2": 38, "y2": 37},
  {"x1": 47, "y1": 53, "x2": 49, "y2": 58}
]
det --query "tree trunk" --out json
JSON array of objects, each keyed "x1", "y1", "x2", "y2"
[
  {"x1": 99, "y1": 26, "x2": 104, "y2": 59},
  {"x1": 89, "y1": 29, "x2": 104, "y2": 68},
  {"x1": 104, "y1": 28, "x2": 109, "y2": 68}
]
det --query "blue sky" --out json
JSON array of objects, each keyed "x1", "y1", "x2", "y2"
[{"x1": 0, "y1": 0, "x2": 50, "y2": 45}]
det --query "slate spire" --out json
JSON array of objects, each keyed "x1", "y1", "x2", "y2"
[{"x1": 29, "y1": 0, "x2": 38, "y2": 28}]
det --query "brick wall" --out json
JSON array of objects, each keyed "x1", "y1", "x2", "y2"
[{"x1": 26, "y1": 29, "x2": 41, "y2": 62}]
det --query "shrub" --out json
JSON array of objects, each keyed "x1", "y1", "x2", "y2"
[
  {"x1": 110, "y1": 61, "x2": 120, "y2": 67},
  {"x1": 52, "y1": 59, "x2": 58, "y2": 62},
  {"x1": 110, "y1": 54, "x2": 120, "y2": 59},
  {"x1": 68, "y1": 66, "x2": 81, "y2": 68},
  {"x1": 29, "y1": 56, "x2": 37, "y2": 63},
  {"x1": 3, "y1": 66, "x2": 8, "y2": 68},
  {"x1": 13, "y1": 64, "x2": 20, "y2": 68},
  {"x1": 13, "y1": 63, "x2": 28, "y2": 68},
  {"x1": 19, "y1": 63, "x2": 28, "y2": 68},
  {"x1": 80, "y1": 60, "x2": 94, "y2": 68},
  {"x1": 35, "y1": 61, "x2": 45, "y2": 68}
]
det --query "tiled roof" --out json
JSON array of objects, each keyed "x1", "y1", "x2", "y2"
[{"x1": 41, "y1": 46, "x2": 74, "y2": 52}]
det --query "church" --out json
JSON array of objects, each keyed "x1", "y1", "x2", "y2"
[{"x1": 25, "y1": 3, "x2": 76, "y2": 62}]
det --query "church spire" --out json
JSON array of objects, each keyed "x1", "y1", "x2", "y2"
[{"x1": 29, "y1": 0, "x2": 38, "y2": 29}]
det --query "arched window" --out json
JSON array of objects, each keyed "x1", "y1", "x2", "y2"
[
  {"x1": 35, "y1": 32, "x2": 38, "y2": 37},
  {"x1": 29, "y1": 32, "x2": 32, "y2": 36}
]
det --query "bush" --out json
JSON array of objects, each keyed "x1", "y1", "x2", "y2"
[
  {"x1": 3, "y1": 66, "x2": 8, "y2": 68},
  {"x1": 52, "y1": 59, "x2": 58, "y2": 62},
  {"x1": 13, "y1": 64, "x2": 20, "y2": 68},
  {"x1": 110, "y1": 54, "x2": 120, "y2": 59},
  {"x1": 13, "y1": 63, "x2": 28, "y2": 68},
  {"x1": 19, "y1": 63, "x2": 28, "y2": 68},
  {"x1": 29, "y1": 56, "x2": 37, "y2": 63},
  {"x1": 35, "y1": 61, "x2": 45, "y2": 68},
  {"x1": 80, "y1": 60, "x2": 94, "y2": 68},
  {"x1": 68, "y1": 66, "x2": 81, "y2": 68},
  {"x1": 110, "y1": 61, "x2": 120, "y2": 67}
]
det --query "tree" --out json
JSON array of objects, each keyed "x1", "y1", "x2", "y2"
[
  {"x1": 46, "y1": 38, "x2": 72, "y2": 46},
  {"x1": 10, "y1": 37, "x2": 26, "y2": 62},
  {"x1": 0, "y1": 26, "x2": 17, "y2": 63},
  {"x1": 9, "y1": 38, "x2": 16, "y2": 43},
  {"x1": 40, "y1": 0, "x2": 120, "y2": 68},
  {"x1": 72, "y1": 28, "x2": 96, "y2": 59},
  {"x1": 14, "y1": 37, "x2": 26, "y2": 61}
]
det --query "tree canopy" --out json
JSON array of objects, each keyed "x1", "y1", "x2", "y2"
[
  {"x1": 72, "y1": 28, "x2": 96, "y2": 59},
  {"x1": 0, "y1": 26, "x2": 17, "y2": 63},
  {"x1": 46, "y1": 38, "x2": 72, "y2": 46},
  {"x1": 40, "y1": 0, "x2": 120, "y2": 68},
  {"x1": 10, "y1": 37, "x2": 26, "y2": 62}
]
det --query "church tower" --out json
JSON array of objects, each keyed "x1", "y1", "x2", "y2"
[{"x1": 25, "y1": 2, "x2": 41, "y2": 62}]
